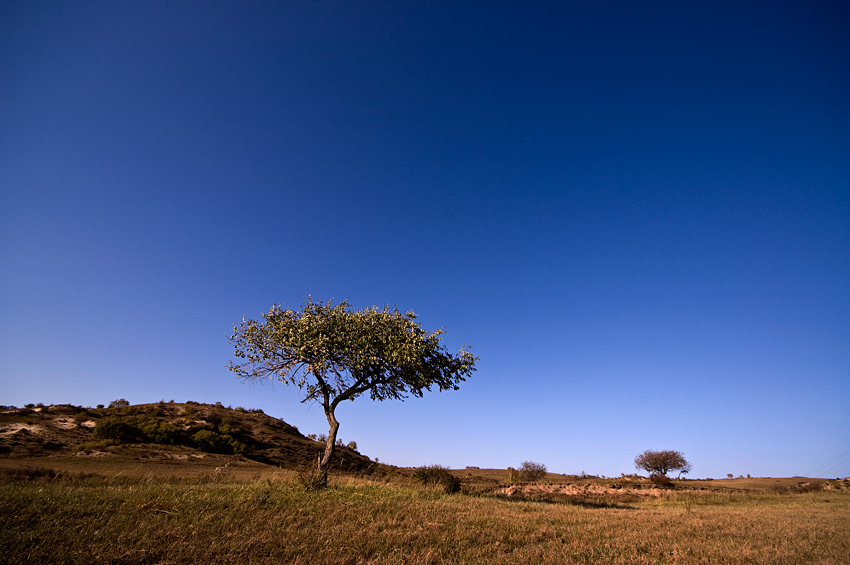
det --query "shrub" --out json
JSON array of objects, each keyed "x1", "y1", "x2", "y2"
[
  {"x1": 650, "y1": 473, "x2": 673, "y2": 487},
  {"x1": 191, "y1": 428, "x2": 246, "y2": 455},
  {"x1": 136, "y1": 418, "x2": 182, "y2": 444},
  {"x1": 413, "y1": 465, "x2": 461, "y2": 494},
  {"x1": 72, "y1": 413, "x2": 90, "y2": 427},
  {"x1": 76, "y1": 440, "x2": 119, "y2": 451},
  {"x1": 294, "y1": 465, "x2": 327, "y2": 491},
  {"x1": 108, "y1": 399, "x2": 130, "y2": 408},
  {"x1": 346, "y1": 440, "x2": 358, "y2": 451},
  {"x1": 191, "y1": 430, "x2": 223, "y2": 452},
  {"x1": 96, "y1": 404, "x2": 105, "y2": 409},
  {"x1": 519, "y1": 461, "x2": 547, "y2": 482},
  {"x1": 93, "y1": 417, "x2": 140, "y2": 443},
  {"x1": 505, "y1": 467, "x2": 519, "y2": 484}
]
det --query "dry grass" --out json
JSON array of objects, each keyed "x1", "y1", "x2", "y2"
[{"x1": 2, "y1": 468, "x2": 848, "y2": 564}]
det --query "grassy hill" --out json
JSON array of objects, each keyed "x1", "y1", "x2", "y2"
[{"x1": 0, "y1": 401, "x2": 393, "y2": 478}]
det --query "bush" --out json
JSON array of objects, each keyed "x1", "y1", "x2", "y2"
[
  {"x1": 93, "y1": 417, "x2": 141, "y2": 443},
  {"x1": 73, "y1": 413, "x2": 90, "y2": 427},
  {"x1": 505, "y1": 467, "x2": 519, "y2": 484},
  {"x1": 412, "y1": 465, "x2": 461, "y2": 494},
  {"x1": 108, "y1": 399, "x2": 130, "y2": 409},
  {"x1": 136, "y1": 418, "x2": 182, "y2": 444},
  {"x1": 346, "y1": 441, "x2": 358, "y2": 451},
  {"x1": 650, "y1": 473, "x2": 673, "y2": 487},
  {"x1": 191, "y1": 430, "x2": 223, "y2": 452},
  {"x1": 191, "y1": 427, "x2": 246, "y2": 455},
  {"x1": 519, "y1": 461, "x2": 547, "y2": 482},
  {"x1": 294, "y1": 465, "x2": 327, "y2": 491}
]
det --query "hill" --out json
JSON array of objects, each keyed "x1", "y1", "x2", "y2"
[{"x1": 0, "y1": 401, "x2": 394, "y2": 478}]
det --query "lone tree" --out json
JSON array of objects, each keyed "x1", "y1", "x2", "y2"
[
  {"x1": 634, "y1": 449, "x2": 692, "y2": 479},
  {"x1": 229, "y1": 298, "x2": 477, "y2": 487}
]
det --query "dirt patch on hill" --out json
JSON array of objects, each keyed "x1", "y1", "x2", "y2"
[{"x1": 0, "y1": 424, "x2": 43, "y2": 436}]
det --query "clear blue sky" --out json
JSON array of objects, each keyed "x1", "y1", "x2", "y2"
[{"x1": 2, "y1": 1, "x2": 848, "y2": 479}]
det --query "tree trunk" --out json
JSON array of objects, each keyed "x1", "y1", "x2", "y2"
[{"x1": 317, "y1": 407, "x2": 340, "y2": 487}]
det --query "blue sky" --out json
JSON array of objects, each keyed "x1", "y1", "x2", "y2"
[{"x1": 2, "y1": 1, "x2": 848, "y2": 479}]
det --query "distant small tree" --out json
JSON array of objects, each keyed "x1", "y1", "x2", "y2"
[
  {"x1": 229, "y1": 298, "x2": 477, "y2": 488},
  {"x1": 634, "y1": 449, "x2": 691, "y2": 479},
  {"x1": 108, "y1": 399, "x2": 130, "y2": 409},
  {"x1": 519, "y1": 461, "x2": 547, "y2": 482}
]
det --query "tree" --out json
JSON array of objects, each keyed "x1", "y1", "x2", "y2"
[
  {"x1": 228, "y1": 298, "x2": 477, "y2": 487},
  {"x1": 634, "y1": 449, "x2": 692, "y2": 479},
  {"x1": 519, "y1": 461, "x2": 547, "y2": 482}
]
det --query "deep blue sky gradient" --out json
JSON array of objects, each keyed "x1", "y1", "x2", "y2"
[{"x1": 2, "y1": 1, "x2": 849, "y2": 478}]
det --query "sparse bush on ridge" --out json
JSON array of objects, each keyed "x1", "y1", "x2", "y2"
[
  {"x1": 412, "y1": 464, "x2": 461, "y2": 494},
  {"x1": 91, "y1": 413, "x2": 247, "y2": 456},
  {"x1": 519, "y1": 461, "x2": 547, "y2": 482}
]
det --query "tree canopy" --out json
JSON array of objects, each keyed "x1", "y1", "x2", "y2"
[
  {"x1": 228, "y1": 298, "x2": 477, "y2": 485},
  {"x1": 634, "y1": 449, "x2": 692, "y2": 478}
]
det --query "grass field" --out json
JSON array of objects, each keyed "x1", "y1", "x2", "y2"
[{"x1": 2, "y1": 462, "x2": 848, "y2": 564}]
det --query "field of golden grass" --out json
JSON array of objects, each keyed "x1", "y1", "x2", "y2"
[{"x1": 2, "y1": 461, "x2": 848, "y2": 564}]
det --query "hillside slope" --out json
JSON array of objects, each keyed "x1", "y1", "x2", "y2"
[{"x1": 0, "y1": 401, "x2": 389, "y2": 475}]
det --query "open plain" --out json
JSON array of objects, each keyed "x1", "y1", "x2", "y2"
[{"x1": 2, "y1": 403, "x2": 848, "y2": 564}]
